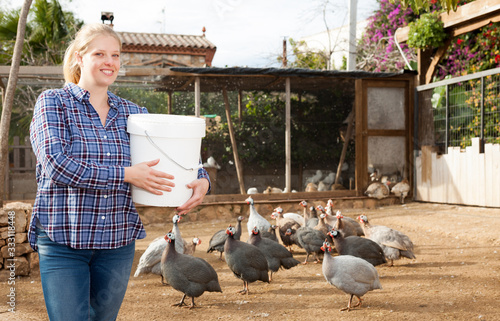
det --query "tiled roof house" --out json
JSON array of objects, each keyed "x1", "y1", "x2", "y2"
[{"x1": 117, "y1": 28, "x2": 217, "y2": 67}]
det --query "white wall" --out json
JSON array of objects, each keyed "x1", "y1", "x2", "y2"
[{"x1": 299, "y1": 19, "x2": 369, "y2": 70}]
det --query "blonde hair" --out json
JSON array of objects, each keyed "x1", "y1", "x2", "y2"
[{"x1": 63, "y1": 23, "x2": 122, "y2": 84}]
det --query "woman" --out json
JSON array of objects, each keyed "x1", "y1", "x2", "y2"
[{"x1": 29, "y1": 23, "x2": 210, "y2": 321}]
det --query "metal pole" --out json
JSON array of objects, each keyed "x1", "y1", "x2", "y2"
[
  {"x1": 347, "y1": 0, "x2": 358, "y2": 70},
  {"x1": 285, "y1": 77, "x2": 291, "y2": 193},
  {"x1": 445, "y1": 84, "x2": 449, "y2": 152},
  {"x1": 480, "y1": 76, "x2": 485, "y2": 153}
]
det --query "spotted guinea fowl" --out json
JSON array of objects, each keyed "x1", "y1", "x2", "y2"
[
  {"x1": 321, "y1": 240, "x2": 382, "y2": 311},
  {"x1": 248, "y1": 226, "x2": 300, "y2": 282},
  {"x1": 133, "y1": 214, "x2": 187, "y2": 282},
  {"x1": 290, "y1": 224, "x2": 325, "y2": 264},
  {"x1": 333, "y1": 210, "x2": 362, "y2": 237},
  {"x1": 161, "y1": 232, "x2": 222, "y2": 308},
  {"x1": 391, "y1": 178, "x2": 411, "y2": 204},
  {"x1": 172, "y1": 214, "x2": 185, "y2": 254},
  {"x1": 224, "y1": 225, "x2": 269, "y2": 294},
  {"x1": 183, "y1": 237, "x2": 201, "y2": 255},
  {"x1": 207, "y1": 216, "x2": 244, "y2": 260},
  {"x1": 245, "y1": 196, "x2": 271, "y2": 237},
  {"x1": 328, "y1": 229, "x2": 387, "y2": 266},
  {"x1": 325, "y1": 200, "x2": 364, "y2": 236},
  {"x1": 261, "y1": 224, "x2": 279, "y2": 243},
  {"x1": 357, "y1": 214, "x2": 416, "y2": 266},
  {"x1": 271, "y1": 207, "x2": 301, "y2": 250}
]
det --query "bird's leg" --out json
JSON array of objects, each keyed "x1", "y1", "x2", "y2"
[
  {"x1": 238, "y1": 281, "x2": 249, "y2": 294},
  {"x1": 313, "y1": 253, "x2": 321, "y2": 264},
  {"x1": 302, "y1": 253, "x2": 310, "y2": 265},
  {"x1": 183, "y1": 297, "x2": 198, "y2": 309},
  {"x1": 340, "y1": 294, "x2": 354, "y2": 312},
  {"x1": 218, "y1": 252, "x2": 224, "y2": 261},
  {"x1": 389, "y1": 259, "x2": 394, "y2": 267},
  {"x1": 400, "y1": 194, "x2": 404, "y2": 204},
  {"x1": 172, "y1": 294, "x2": 188, "y2": 307},
  {"x1": 352, "y1": 295, "x2": 363, "y2": 308}
]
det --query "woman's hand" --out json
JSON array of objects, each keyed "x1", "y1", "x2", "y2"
[
  {"x1": 124, "y1": 159, "x2": 174, "y2": 195},
  {"x1": 176, "y1": 178, "x2": 210, "y2": 215}
]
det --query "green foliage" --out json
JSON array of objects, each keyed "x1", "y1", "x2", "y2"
[
  {"x1": 0, "y1": 0, "x2": 83, "y2": 141},
  {"x1": 407, "y1": 12, "x2": 447, "y2": 49},
  {"x1": 390, "y1": 0, "x2": 459, "y2": 14},
  {"x1": 283, "y1": 38, "x2": 328, "y2": 70}
]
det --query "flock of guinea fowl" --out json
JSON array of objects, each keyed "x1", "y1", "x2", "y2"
[{"x1": 134, "y1": 196, "x2": 416, "y2": 312}]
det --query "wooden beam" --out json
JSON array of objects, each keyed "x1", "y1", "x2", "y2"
[
  {"x1": 335, "y1": 108, "x2": 354, "y2": 185},
  {"x1": 223, "y1": 88, "x2": 246, "y2": 194},
  {"x1": 425, "y1": 38, "x2": 452, "y2": 84},
  {"x1": 237, "y1": 90, "x2": 243, "y2": 124},
  {"x1": 167, "y1": 91, "x2": 172, "y2": 114},
  {"x1": 285, "y1": 77, "x2": 291, "y2": 193},
  {"x1": 396, "y1": 0, "x2": 500, "y2": 43},
  {"x1": 417, "y1": 48, "x2": 433, "y2": 85}
]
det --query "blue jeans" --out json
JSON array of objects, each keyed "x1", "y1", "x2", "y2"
[{"x1": 36, "y1": 227, "x2": 135, "y2": 321}]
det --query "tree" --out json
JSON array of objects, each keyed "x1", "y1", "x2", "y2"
[{"x1": 0, "y1": 0, "x2": 32, "y2": 206}]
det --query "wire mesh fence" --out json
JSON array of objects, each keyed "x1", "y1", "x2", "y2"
[{"x1": 417, "y1": 68, "x2": 500, "y2": 153}]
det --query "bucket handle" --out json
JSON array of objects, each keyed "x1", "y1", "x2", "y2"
[{"x1": 144, "y1": 130, "x2": 202, "y2": 172}]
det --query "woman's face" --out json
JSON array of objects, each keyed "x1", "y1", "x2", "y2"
[{"x1": 77, "y1": 35, "x2": 120, "y2": 89}]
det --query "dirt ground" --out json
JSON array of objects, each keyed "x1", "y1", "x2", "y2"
[{"x1": 2, "y1": 201, "x2": 500, "y2": 321}]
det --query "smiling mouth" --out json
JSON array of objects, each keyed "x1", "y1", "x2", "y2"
[{"x1": 101, "y1": 70, "x2": 114, "y2": 75}]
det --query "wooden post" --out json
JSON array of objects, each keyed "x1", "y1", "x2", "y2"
[
  {"x1": 194, "y1": 76, "x2": 201, "y2": 117},
  {"x1": 167, "y1": 90, "x2": 172, "y2": 114},
  {"x1": 238, "y1": 90, "x2": 243, "y2": 124},
  {"x1": 223, "y1": 88, "x2": 246, "y2": 194},
  {"x1": 335, "y1": 109, "x2": 354, "y2": 185},
  {"x1": 285, "y1": 77, "x2": 291, "y2": 193}
]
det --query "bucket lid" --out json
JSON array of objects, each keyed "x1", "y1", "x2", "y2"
[{"x1": 127, "y1": 114, "x2": 206, "y2": 138}]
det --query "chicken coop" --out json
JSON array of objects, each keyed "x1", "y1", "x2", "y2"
[
  {"x1": 152, "y1": 66, "x2": 417, "y2": 207},
  {"x1": 1, "y1": 65, "x2": 416, "y2": 208}
]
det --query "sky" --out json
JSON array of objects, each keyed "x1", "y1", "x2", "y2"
[{"x1": 4, "y1": 0, "x2": 379, "y2": 67}]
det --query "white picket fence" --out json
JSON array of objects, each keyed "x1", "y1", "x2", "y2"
[{"x1": 415, "y1": 137, "x2": 500, "y2": 207}]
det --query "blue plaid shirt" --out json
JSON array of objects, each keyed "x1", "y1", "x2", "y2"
[{"x1": 29, "y1": 83, "x2": 209, "y2": 250}]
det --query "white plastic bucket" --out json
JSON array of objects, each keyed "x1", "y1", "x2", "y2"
[{"x1": 127, "y1": 114, "x2": 206, "y2": 207}]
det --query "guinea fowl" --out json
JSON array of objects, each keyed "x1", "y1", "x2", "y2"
[
  {"x1": 207, "y1": 216, "x2": 244, "y2": 260},
  {"x1": 271, "y1": 207, "x2": 301, "y2": 250},
  {"x1": 172, "y1": 214, "x2": 185, "y2": 254},
  {"x1": 133, "y1": 236, "x2": 167, "y2": 279},
  {"x1": 357, "y1": 214, "x2": 416, "y2": 266},
  {"x1": 248, "y1": 226, "x2": 300, "y2": 282},
  {"x1": 183, "y1": 237, "x2": 201, "y2": 255},
  {"x1": 291, "y1": 224, "x2": 325, "y2": 264},
  {"x1": 302, "y1": 203, "x2": 318, "y2": 228},
  {"x1": 328, "y1": 229, "x2": 387, "y2": 266},
  {"x1": 325, "y1": 200, "x2": 364, "y2": 236},
  {"x1": 245, "y1": 196, "x2": 271, "y2": 237},
  {"x1": 161, "y1": 232, "x2": 222, "y2": 308},
  {"x1": 364, "y1": 181, "x2": 391, "y2": 199},
  {"x1": 281, "y1": 203, "x2": 304, "y2": 226},
  {"x1": 224, "y1": 225, "x2": 270, "y2": 294},
  {"x1": 391, "y1": 179, "x2": 411, "y2": 204},
  {"x1": 134, "y1": 214, "x2": 187, "y2": 282},
  {"x1": 334, "y1": 210, "x2": 361, "y2": 237},
  {"x1": 321, "y1": 240, "x2": 382, "y2": 311},
  {"x1": 261, "y1": 224, "x2": 279, "y2": 243}
]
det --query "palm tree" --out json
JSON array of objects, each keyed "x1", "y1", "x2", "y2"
[{"x1": 0, "y1": 0, "x2": 32, "y2": 206}]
